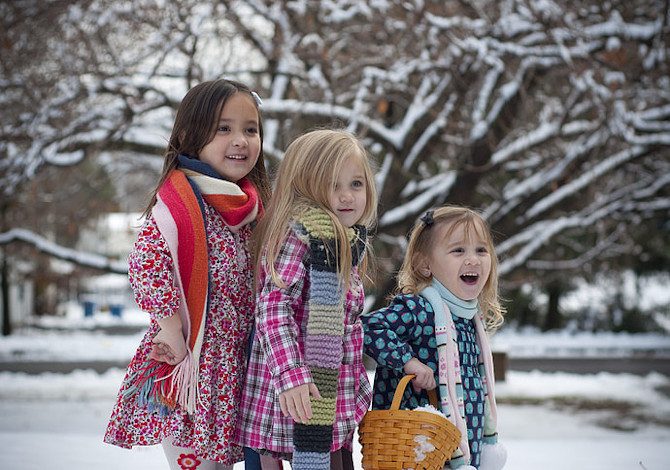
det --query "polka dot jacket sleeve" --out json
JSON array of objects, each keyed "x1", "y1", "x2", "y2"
[
  {"x1": 127, "y1": 216, "x2": 180, "y2": 322},
  {"x1": 361, "y1": 294, "x2": 428, "y2": 371}
]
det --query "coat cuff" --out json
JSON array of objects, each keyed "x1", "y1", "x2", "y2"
[{"x1": 274, "y1": 365, "x2": 312, "y2": 394}]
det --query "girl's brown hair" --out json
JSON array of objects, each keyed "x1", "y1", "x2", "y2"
[
  {"x1": 253, "y1": 129, "x2": 377, "y2": 289},
  {"x1": 143, "y1": 79, "x2": 270, "y2": 216},
  {"x1": 397, "y1": 205, "x2": 505, "y2": 331}
]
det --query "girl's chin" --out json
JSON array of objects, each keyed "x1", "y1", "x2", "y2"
[{"x1": 456, "y1": 285, "x2": 482, "y2": 300}]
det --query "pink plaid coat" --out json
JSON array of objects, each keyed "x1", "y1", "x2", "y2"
[{"x1": 234, "y1": 228, "x2": 372, "y2": 456}]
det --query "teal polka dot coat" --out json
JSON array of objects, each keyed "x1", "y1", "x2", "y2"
[{"x1": 362, "y1": 294, "x2": 440, "y2": 411}]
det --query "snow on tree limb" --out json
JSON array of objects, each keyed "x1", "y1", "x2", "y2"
[
  {"x1": 1, "y1": 0, "x2": 667, "y2": 293},
  {"x1": 499, "y1": 196, "x2": 669, "y2": 275},
  {"x1": 523, "y1": 145, "x2": 649, "y2": 222},
  {"x1": 379, "y1": 172, "x2": 457, "y2": 227},
  {"x1": 0, "y1": 229, "x2": 128, "y2": 275}
]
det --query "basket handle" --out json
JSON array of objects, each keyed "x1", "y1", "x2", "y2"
[{"x1": 390, "y1": 374, "x2": 440, "y2": 411}]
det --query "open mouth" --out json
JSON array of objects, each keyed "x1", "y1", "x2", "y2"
[
  {"x1": 226, "y1": 154, "x2": 247, "y2": 160},
  {"x1": 460, "y1": 273, "x2": 479, "y2": 285}
]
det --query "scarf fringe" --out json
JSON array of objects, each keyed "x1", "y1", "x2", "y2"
[
  {"x1": 122, "y1": 157, "x2": 259, "y2": 418},
  {"x1": 122, "y1": 351, "x2": 198, "y2": 416}
]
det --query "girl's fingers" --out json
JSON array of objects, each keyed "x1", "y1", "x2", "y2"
[
  {"x1": 308, "y1": 383, "x2": 322, "y2": 400},
  {"x1": 286, "y1": 396, "x2": 299, "y2": 422},
  {"x1": 300, "y1": 392, "x2": 312, "y2": 421},
  {"x1": 279, "y1": 394, "x2": 288, "y2": 417},
  {"x1": 293, "y1": 395, "x2": 308, "y2": 423}
]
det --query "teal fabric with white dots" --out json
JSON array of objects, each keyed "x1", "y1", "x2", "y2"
[
  {"x1": 362, "y1": 294, "x2": 440, "y2": 411},
  {"x1": 453, "y1": 314, "x2": 485, "y2": 467}
]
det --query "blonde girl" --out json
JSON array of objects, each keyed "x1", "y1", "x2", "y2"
[
  {"x1": 362, "y1": 206, "x2": 507, "y2": 470},
  {"x1": 235, "y1": 129, "x2": 377, "y2": 470}
]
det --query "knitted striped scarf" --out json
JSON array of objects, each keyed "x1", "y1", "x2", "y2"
[
  {"x1": 122, "y1": 155, "x2": 261, "y2": 415},
  {"x1": 291, "y1": 208, "x2": 367, "y2": 470}
]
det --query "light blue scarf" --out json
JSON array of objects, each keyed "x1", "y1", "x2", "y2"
[
  {"x1": 430, "y1": 278, "x2": 478, "y2": 320},
  {"x1": 420, "y1": 278, "x2": 498, "y2": 468}
]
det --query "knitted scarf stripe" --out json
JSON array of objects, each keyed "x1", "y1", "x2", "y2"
[
  {"x1": 159, "y1": 171, "x2": 209, "y2": 350},
  {"x1": 122, "y1": 156, "x2": 261, "y2": 416},
  {"x1": 182, "y1": 169, "x2": 261, "y2": 230},
  {"x1": 292, "y1": 208, "x2": 366, "y2": 470}
]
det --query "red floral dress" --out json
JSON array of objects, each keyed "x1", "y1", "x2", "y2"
[{"x1": 104, "y1": 203, "x2": 255, "y2": 465}]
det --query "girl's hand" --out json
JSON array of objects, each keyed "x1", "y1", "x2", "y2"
[
  {"x1": 403, "y1": 358, "x2": 436, "y2": 392},
  {"x1": 150, "y1": 315, "x2": 188, "y2": 365},
  {"x1": 279, "y1": 383, "x2": 322, "y2": 424}
]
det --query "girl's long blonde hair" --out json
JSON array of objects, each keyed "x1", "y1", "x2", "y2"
[
  {"x1": 253, "y1": 129, "x2": 378, "y2": 288},
  {"x1": 397, "y1": 205, "x2": 505, "y2": 331}
]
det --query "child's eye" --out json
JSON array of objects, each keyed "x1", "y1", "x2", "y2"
[
  {"x1": 246, "y1": 127, "x2": 258, "y2": 134},
  {"x1": 352, "y1": 180, "x2": 364, "y2": 189},
  {"x1": 450, "y1": 248, "x2": 464, "y2": 254},
  {"x1": 217, "y1": 125, "x2": 231, "y2": 132},
  {"x1": 477, "y1": 247, "x2": 489, "y2": 254}
]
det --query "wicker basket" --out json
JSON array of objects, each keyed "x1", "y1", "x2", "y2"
[{"x1": 358, "y1": 374, "x2": 461, "y2": 470}]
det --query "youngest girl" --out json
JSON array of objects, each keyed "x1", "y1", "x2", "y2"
[{"x1": 362, "y1": 205, "x2": 507, "y2": 470}]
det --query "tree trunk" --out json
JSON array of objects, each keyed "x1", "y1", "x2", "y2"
[
  {"x1": 1, "y1": 200, "x2": 10, "y2": 336},
  {"x1": 543, "y1": 281, "x2": 563, "y2": 331},
  {"x1": 1, "y1": 248, "x2": 10, "y2": 336}
]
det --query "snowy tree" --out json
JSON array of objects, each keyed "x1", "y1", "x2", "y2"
[{"x1": 1, "y1": 0, "x2": 668, "y2": 326}]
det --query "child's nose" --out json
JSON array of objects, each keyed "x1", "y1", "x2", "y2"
[
  {"x1": 340, "y1": 189, "x2": 354, "y2": 202},
  {"x1": 232, "y1": 133, "x2": 248, "y2": 147},
  {"x1": 465, "y1": 254, "x2": 480, "y2": 265}
]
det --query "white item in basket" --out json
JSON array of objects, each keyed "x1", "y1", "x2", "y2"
[
  {"x1": 414, "y1": 403, "x2": 448, "y2": 418},
  {"x1": 414, "y1": 434, "x2": 436, "y2": 463}
]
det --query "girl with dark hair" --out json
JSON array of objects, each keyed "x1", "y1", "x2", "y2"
[{"x1": 104, "y1": 78, "x2": 270, "y2": 469}]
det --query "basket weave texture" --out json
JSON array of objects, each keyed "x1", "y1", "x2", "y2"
[{"x1": 358, "y1": 375, "x2": 461, "y2": 470}]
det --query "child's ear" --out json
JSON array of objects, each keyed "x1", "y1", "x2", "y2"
[{"x1": 419, "y1": 260, "x2": 431, "y2": 277}]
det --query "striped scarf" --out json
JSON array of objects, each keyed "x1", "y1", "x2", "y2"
[
  {"x1": 122, "y1": 155, "x2": 262, "y2": 415},
  {"x1": 292, "y1": 208, "x2": 367, "y2": 470},
  {"x1": 420, "y1": 280, "x2": 498, "y2": 468}
]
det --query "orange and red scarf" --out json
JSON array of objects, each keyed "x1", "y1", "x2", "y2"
[{"x1": 123, "y1": 155, "x2": 262, "y2": 415}]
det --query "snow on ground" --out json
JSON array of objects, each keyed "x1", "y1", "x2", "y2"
[
  {"x1": 1, "y1": 368, "x2": 669, "y2": 470},
  {"x1": 1, "y1": 312, "x2": 670, "y2": 469},
  {"x1": 491, "y1": 328, "x2": 670, "y2": 358},
  {"x1": 4, "y1": 307, "x2": 670, "y2": 362}
]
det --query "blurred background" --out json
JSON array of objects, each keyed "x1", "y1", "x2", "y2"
[
  {"x1": 1, "y1": 0, "x2": 668, "y2": 334},
  {"x1": 0, "y1": 1, "x2": 669, "y2": 468}
]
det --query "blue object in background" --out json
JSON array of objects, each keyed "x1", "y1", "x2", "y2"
[
  {"x1": 109, "y1": 304, "x2": 124, "y2": 318},
  {"x1": 83, "y1": 301, "x2": 95, "y2": 317}
]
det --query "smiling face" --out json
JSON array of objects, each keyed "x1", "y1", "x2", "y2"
[
  {"x1": 423, "y1": 221, "x2": 492, "y2": 301},
  {"x1": 198, "y1": 93, "x2": 260, "y2": 182},
  {"x1": 328, "y1": 153, "x2": 368, "y2": 227}
]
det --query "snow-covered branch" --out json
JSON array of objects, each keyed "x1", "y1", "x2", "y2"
[
  {"x1": 2, "y1": 0, "x2": 667, "y2": 289},
  {"x1": 379, "y1": 172, "x2": 456, "y2": 227},
  {"x1": 523, "y1": 145, "x2": 648, "y2": 221},
  {"x1": 0, "y1": 229, "x2": 128, "y2": 275}
]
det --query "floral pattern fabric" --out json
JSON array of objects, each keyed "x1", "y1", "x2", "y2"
[{"x1": 104, "y1": 203, "x2": 255, "y2": 465}]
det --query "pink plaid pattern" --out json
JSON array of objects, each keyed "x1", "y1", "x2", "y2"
[{"x1": 234, "y1": 228, "x2": 372, "y2": 455}]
